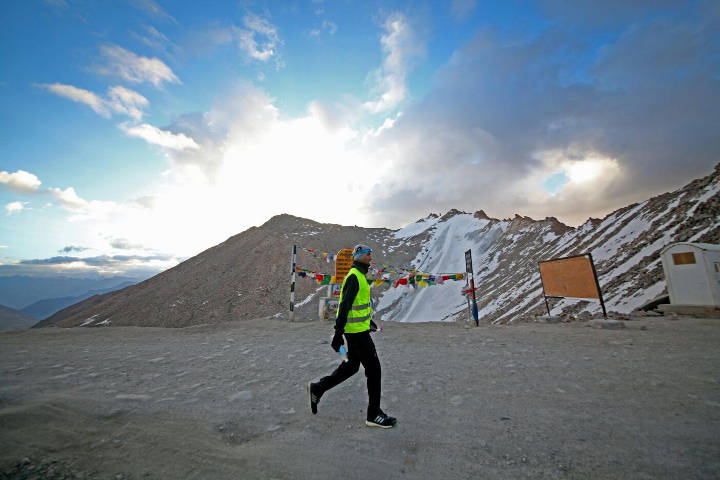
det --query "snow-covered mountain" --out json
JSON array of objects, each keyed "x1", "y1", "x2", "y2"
[
  {"x1": 376, "y1": 165, "x2": 719, "y2": 323},
  {"x1": 40, "y1": 165, "x2": 718, "y2": 328}
]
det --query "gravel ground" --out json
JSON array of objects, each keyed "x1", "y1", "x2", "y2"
[{"x1": 1, "y1": 316, "x2": 719, "y2": 479}]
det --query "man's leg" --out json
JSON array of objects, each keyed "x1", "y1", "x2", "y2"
[
  {"x1": 357, "y1": 333, "x2": 396, "y2": 428},
  {"x1": 316, "y1": 355, "x2": 360, "y2": 392},
  {"x1": 309, "y1": 339, "x2": 361, "y2": 414},
  {"x1": 356, "y1": 333, "x2": 382, "y2": 417}
]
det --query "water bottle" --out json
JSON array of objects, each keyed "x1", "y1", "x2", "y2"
[{"x1": 338, "y1": 345, "x2": 347, "y2": 361}]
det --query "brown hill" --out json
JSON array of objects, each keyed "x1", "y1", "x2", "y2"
[{"x1": 38, "y1": 215, "x2": 419, "y2": 327}]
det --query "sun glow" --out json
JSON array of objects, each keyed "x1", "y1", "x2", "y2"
[{"x1": 564, "y1": 157, "x2": 615, "y2": 184}]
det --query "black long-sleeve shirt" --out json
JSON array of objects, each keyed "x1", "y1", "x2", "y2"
[{"x1": 334, "y1": 261, "x2": 370, "y2": 334}]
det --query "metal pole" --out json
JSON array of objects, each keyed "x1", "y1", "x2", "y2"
[
  {"x1": 289, "y1": 244, "x2": 296, "y2": 322},
  {"x1": 587, "y1": 253, "x2": 607, "y2": 318},
  {"x1": 465, "y1": 279, "x2": 472, "y2": 325},
  {"x1": 464, "y1": 249, "x2": 479, "y2": 326},
  {"x1": 470, "y1": 275, "x2": 479, "y2": 326}
]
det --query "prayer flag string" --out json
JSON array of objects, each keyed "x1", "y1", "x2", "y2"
[
  {"x1": 294, "y1": 265, "x2": 464, "y2": 289},
  {"x1": 296, "y1": 244, "x2": 445, "y2": 277}
]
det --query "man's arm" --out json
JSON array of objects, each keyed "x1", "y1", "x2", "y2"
[{"x1": 334, "y1": 275, "x2": 359, "y2": 334}]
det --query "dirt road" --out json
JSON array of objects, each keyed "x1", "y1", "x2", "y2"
[{"x1": 1, "y1": 316, "x2": 719, "y2": 479}]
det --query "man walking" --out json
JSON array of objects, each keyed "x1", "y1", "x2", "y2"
[{"x1": 308, "y1": 244, "x2": 397, "y2": 428}]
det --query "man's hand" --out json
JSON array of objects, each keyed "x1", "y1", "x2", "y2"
[
  {"x1": 331, "y1": 332, "x2": 344, "y2": 352},
  {"x1": 370, "y1": 320, "x2": 378, "y2": 332}
]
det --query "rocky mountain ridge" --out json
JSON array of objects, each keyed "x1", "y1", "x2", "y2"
[
  {"x1": 378, "y1": 164, "x2": 719, "y2": 323},
  {"x1": 40, "y1": 165, "x2": 719, "y2": 328}
]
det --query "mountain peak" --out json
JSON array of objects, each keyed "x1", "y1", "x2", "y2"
[
  {"x1": 508, "y1": 213, "x2": 537, "y2": 222},
  {"x1": 415, "y1": 213, "x2": 439, "y2": 223},
  {"x1": 440, "y1": 209, "x2": 468, "y2": 221},
  {"x1": 473, "y1": 209, "x2": 498, "y2": 221},
  {"x1": 543, "y1": 216, "x2": 572, "y2": 234}
]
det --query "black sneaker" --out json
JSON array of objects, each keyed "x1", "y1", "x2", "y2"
[
  {"x1": 366, "y1": 411, "x2": 397, "y2": 428},
  {"x1": 307, "y1": 382, "x2": 321, "y2": 415}
]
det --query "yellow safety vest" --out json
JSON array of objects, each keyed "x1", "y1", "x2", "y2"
[{"x1": 337, "y1": 267, "x2": 372, "y2": 333}]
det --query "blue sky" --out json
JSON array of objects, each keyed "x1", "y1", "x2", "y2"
[{"x1": 1, "y1": 0, "x2": 718, "y2": 279}]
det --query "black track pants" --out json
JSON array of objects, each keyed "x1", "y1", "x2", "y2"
[{"x1": 316, "y1": 331, "x2": 381, "y2": 417}]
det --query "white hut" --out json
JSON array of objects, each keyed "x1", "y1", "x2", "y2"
[{"x1": 660, "y1": 243, "x2": 720, "y2": 306}]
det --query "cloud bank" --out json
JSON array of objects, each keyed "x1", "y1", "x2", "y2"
[
  {"x1": 8, "y1": 5, "x2": 719, "y2": 281},
  {"x1": 363, "y1": 3, "x2": 720, "y2": 226}
]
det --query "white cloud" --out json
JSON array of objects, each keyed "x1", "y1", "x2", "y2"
[
  {"x1": 0, "y1": 169, "x2": 122, "y2": 221},
  {"x1": 97, "y1": 45, "x2": 179, "y2": 87},
  {"x1": 110, "y1": 238, "x2": 147, "y2": 250},
  {"x1": 39, "y1": 83, "x2": 110, "y2": 117},
  {"x1": 107, "y1": 86, "x2": 149, "y2": 120},
  {"x1": 5, "y1": 201, "x2": 26, "y2": 215},
  {"x1": 39, "y1": 83, "x2": 147, "y2": 119},
  {"x1": 48, "y1": 186, "x2": 89, "y2": 212},
  {"x1": 0, "y1": 169, "x2": 93, "y2": 215},
  {"x1": 363, "y1": 13, "x2": 424, "y2": 114},
  {"x1": 0, "y1": 245, "x2": 7, "y2": 249},
  {"x1": 121, "y1": 123, "x2": 200, "y2": 150},
  {"x1": 310, "y1": 20, "x2": 338, "y2": 37},
  {"x1": 234, "y1": 13, "x2": 281, "y2": 62},
  {"x1": 0, "y1": 170, "x2": 42, "y2": 193},
  {"x1": 367, "y1": 112, "x2": 403, "y2": 137}
]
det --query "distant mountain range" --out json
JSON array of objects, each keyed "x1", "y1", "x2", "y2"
[
  {"x1": 19, "y1": 282, "x2": 137, "y2": 320},
  {"x1": 0, "y1": 276, "x2": 143, "y2": 311},
  {"x1": 0, "y1": 304, "x2": 38, "y2": 331},
  {"x1": 38, "y1": 164, "x2": 719, "y2": 328}
]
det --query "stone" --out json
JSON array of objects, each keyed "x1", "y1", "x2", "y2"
[
  {"x1": 229, "y1": 390, "x2": 253, "y2": 401},
  {"x1": 589, "y1": 319, "x2": 626, "y2": 329}
]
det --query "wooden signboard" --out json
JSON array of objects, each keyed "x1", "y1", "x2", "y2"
[
  {"x1": 539, "y1": 255, "x2": 600, "y2": 299},
  {"x1": 334, "y1": 248, "x2": 354, "y2": 284},
  {"x1": 538, "y1": 253, "x2": 606, "y2": 317}
]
